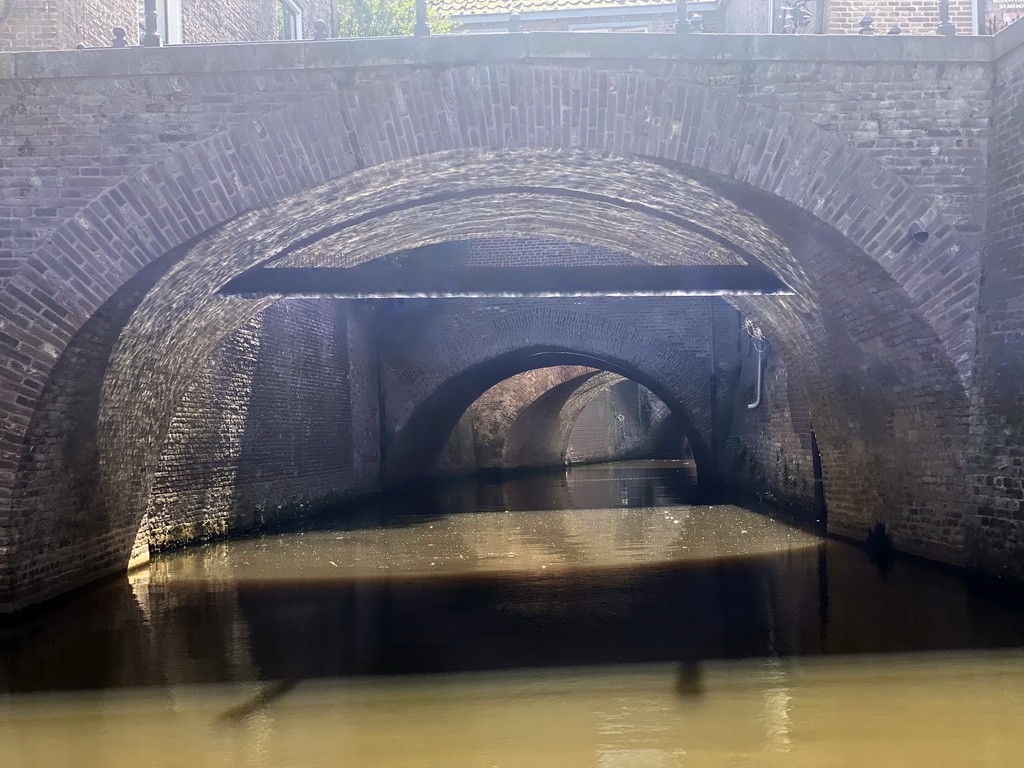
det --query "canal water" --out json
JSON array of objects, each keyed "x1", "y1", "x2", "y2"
[{"x1": 4, "y1": 461, "x2": 1024, "y2": 767}]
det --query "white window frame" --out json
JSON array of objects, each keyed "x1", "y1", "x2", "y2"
[{"x1": 280, "y1": 0, "x2": 303, "y2": 40}]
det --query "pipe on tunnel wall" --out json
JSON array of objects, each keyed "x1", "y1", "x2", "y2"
[{"x1": 747, "y1": 344, "x2": 763, "y2": 411}]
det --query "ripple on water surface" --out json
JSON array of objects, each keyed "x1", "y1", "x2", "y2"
[
  {"x1": 157, "y1": 504, "x2": 824, "y2": 584},
  {"x1": 5, "y1": 465, "x2": 1024, "y2": 768}
]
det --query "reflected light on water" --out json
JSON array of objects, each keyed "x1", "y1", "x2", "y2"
[
  {"x1": 153, "y1": 504, "x2": 824, "y2": 585},
  {"x1": 4, "y1": 653, "x2": 1024, "y2": 768},
  {"x1": 5, "y1": 464, "x2": 1024, "y2": 767}
]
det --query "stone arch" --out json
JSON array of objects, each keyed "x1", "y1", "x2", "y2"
[
  {"x1": 0, "y1": 64, "x2": 974, "y2": 609},
  {"x1": 386, "y1": 344, "x2": 713, "y2": 486},
  {"x1": 503, "y1": 370, "x2": 630, "y2": 471},
  {"x1": 438, "y1": 365, "x2": 597, "y2": 474},
  {"x1": 0, "y1": 65, "x2": 973, "y2": 383}
]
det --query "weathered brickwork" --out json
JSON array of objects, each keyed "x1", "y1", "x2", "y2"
[
  {"x1": 141, "y1": 300, "x2": 377, "y2": 555},
  {"x1": 0, "y1": 0, "x2": 329, "y2": 51},
  {"x1": 827, "y1": 0, "x2": 974, "y2": 35},
  {"x1": 0, "y1": 34, "x2": 1004, "y2": 609},
  {"x1": 70, "y1": 0, "x2": 137, "y2": 48},
  {"x1": 720, "y1": 337, "x2": 818, "y2": 516},
  {"x1": 966, "y1": 22, "x2": 1024, "y2": 581},
  {"x1": 180, "y1": 0, "x2": 333, "y2": 45},
  {"x1": 502, "y1": 371, "x2": 636, "y2": 469},
  {"x1": 438, "y1": 365, "x2": 595, "y2": 473},
  {"x1": 565, "y1": 379, "x2": 664, "y2": 464},
  {"x1": 0, "y1": 43, "x2": 987, "y2": 409},
  {"x1": 398, "y1": 238, "x2": 710, "y2": 476},
  {"x1": 0, "y1": 37, "x2": 991, "y2": 299},
  {"x1": 0, "y1": 0, "x2": 69, "y2": 51},
  {"x1": 394, "y1": 290, "x2": 812, "y2": 496},
  {"x1": 141, "y1": 310, "x2": 265, "y2": 552},
  {"x1": 378, "y1": 295, "x2": 717, "y2": 483}
]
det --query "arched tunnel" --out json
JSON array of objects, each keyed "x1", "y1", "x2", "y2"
[
  {"x1": 128, "y1": 228, "x2": 846, "y2": 566},
  {"x1": 385, "y1": 346, "x2": 710, "y2": 485},
  {"x1": 0, "y1": 73, "x2": 974, "y2": 611},
  {"x1": 436, "y1": 364, "x2": 693, "y2": 475},
  {"x1": 7, "y1": 31, "x2": 1024, "y2": 766}
]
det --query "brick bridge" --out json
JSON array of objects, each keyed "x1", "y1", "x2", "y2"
[{"x1": 1, "y1": 28, "x2": 1023, "y2": 612}]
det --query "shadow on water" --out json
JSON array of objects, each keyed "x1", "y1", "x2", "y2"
[{"x1": 4, "y1": 462, "x2": 1024, "y2": 696}]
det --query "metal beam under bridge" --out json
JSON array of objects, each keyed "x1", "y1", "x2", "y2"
[{"x1": 218, "y1": 266, "x2": 793, "y2": 299}]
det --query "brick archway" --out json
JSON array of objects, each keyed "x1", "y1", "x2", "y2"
[
  {"x1": 386, "y1": 344, "x2": 713, "y2": 485},
  {"x1": 502, "y1": 370, "x2": 632, "y2": 471},
  {"x1": 0, "y1": 64, "x2": 974, "y2": 609},
  {"x1": 438, "y1": 365, "x2": 599, "y2": 474}
]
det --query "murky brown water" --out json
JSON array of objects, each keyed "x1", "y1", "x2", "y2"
[{"x1": 3, "y1": 461, "x2": 1024, "y2": 767}]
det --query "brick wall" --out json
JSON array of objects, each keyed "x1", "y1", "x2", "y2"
[
  {"x1": 0, "y1": 42, "x2": 991, "y2": 285},
  {"x1": 390, "y1": 280, "x2": 813, "y2": 499},
  {"x1": 0, "y1": 0, "x2": 70, "y2": 51},
  {"x1": 725, "y1": 0, "x2": 774, "y2": 32},
  {"x1": 0, "y1": 38, "x2": 992, "y2": 609},
  {"x1": 719, "y1": 336, "x2": 818, "y2": 518},
  {"x1": 966, "y1": 24, "x2": 1024, "y2": 581},
  {"x1": 379, "y1": 238, "x2": 716, "y2": 462},
  {"x1": 141, "y1": 299, "x2": 380, "y2": 554},
  {"x1": 378, "y1": 291, "x2": 717, "y2": 481},
  {"x1": 142, "y1": 309, "x2": 264, "y2": 550},
  {"x1": 180, "y1": 0, "x2": 281, "y2": 43},
  {"x1": 0, "y1": 0, "x2": 330, "y2": 51},
  {"x1": 438, "y1": 365, "x2": 595, "y2": 474},
  {"x1": 71, "y1": 0, "x2": 136, "y2": 47},
  {"x1": 566, "y1": 380, "x2": 662, "y2": 464},
  {"x1": 345, "y1": 301, "x2": 383, "y2": 490},
  {"x1": 564, "y1": 386, "x2": 622, "y2": 464},
  {"x1": 827, "y1": 0, "x2": 975, "y2": 34},
  {"x1": 181, "y1": 0, "x2": 332, "y2": 44}
]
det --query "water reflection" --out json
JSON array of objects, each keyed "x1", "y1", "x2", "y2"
[
  {"x1": 4, "y1": 462, "x2": 1024, "y2": 767},
  {"x1": 4, "y1": 654, "x2": 1024, "y2": 768}
]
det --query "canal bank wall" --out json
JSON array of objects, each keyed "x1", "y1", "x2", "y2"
[
  {"x1": 967, "y1": 21, "x2": 1024, "y2": 583},
  {"x1": 141, "y1": 300, "x2": 381, "y2": 553}
]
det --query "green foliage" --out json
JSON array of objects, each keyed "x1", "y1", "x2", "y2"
[{"x1": 336, "y1": 0, "x2": 455, "y2": 37}]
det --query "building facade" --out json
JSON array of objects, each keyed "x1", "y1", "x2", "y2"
[
  {"x1": 0, "y1": 0, "x2": 1012, "y2": 52},
  {"x1": 439, "y1": 0, "x2": 981, "y2": 37},
  {"x1": 0, "y1": 0, "x2": 331, "y2": 50}
]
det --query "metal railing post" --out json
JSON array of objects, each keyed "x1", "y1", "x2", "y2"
[
  {"x1": 937, "y1": 0, "x2": 957, "y2": 34},
  {"x1": 414, "y1": 0, "x2": 430, "y2": 36},
  {"x1": 676, "y1": 0, "x2": 690, "y2": 33},
  {"x1": 141, "y1": 0, "x2": 162, "y2": 46}
]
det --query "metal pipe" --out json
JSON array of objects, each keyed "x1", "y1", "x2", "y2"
[{"x1": 747, "y1": 343, "x2": 763, "y2": 410}]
